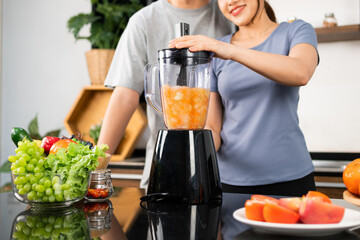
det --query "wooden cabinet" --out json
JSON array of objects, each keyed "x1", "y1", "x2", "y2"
[{"x1": 64, "y1": 85, "x2": 147, "y2": 161}]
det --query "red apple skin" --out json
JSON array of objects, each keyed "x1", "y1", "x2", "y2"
[
  {"x1": 278, "y1": 197, "x2": 302, "y2": 213},
  {"x1": 299, "y1": 198, "x2": 345, "y2": 224}
]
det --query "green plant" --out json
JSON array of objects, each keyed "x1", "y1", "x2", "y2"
[
  {"x1": 28, "y1": 114, "x2": 62, "y2": 140},
  {"x1": 67, "y1": 0, "x2": 144, "y2": 49},
  {"x1": 89, "y1": 122, "x2": 102, "y2": 144}
]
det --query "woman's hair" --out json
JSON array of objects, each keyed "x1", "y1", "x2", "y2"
[
  {"x1": 264, "y1": 1, "x2": 276, "y2": 22},
  {"x1": 253, "y1": 0, "x2": 277, "y2": 23}
]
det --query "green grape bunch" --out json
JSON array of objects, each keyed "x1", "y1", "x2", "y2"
[
  {"x1": 9, "y1": 139, "x2": 67, "y2": 202},
  {"x1": 12, "y1": 208, "x2": 89, "y2": 240},
  {"x1": 8, "y1": 138, "x2": 108, "y2": 204}
]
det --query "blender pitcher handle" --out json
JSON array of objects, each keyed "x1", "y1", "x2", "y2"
[{"x1": 144, "y1": 62, "x2": 163, "y2": 116}]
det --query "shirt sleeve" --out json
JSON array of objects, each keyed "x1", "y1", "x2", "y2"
[
  {"x1": 104, "y1": 13, "x2": 147, "y2": 94},
  {"x1": 288, "y1": 19, "x2": 319, "y2": 64},
  {"x1": 289, "y1": 20, "x2": 318, "y2": 51},
  {"x1": 210, "y1": 59, "x2": 219, "y2": 92},
  {"x1": 210, "y1": 35, "x2": 231, "y2": 93}
]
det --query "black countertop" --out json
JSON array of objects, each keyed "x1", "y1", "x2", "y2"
[{"x1": 2, "y1": 187, "x2": 360, "y2": 240}]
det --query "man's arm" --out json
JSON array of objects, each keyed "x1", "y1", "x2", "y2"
[{"x1": 97, "y1": 86, "x2": 140, "y2": 154}]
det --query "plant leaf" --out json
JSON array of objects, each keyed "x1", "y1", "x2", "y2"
[
  {"x1": 69, "y1": 0, "x2": 144, "y2": 49},
  {"x1": 0, "y1": 161, "x2": 11, "y2": 172},
  {"x1": 44, "y1": 129, "x2": 61, "y2": 138},
  {"x1": 0, "y1": 182, "x2": 12, "y2": 193},
  {"x1": 67, "y1": 13, "x2": 100, "y2": 39},
  {"x1": 28, "y1": 114, "x2": 41, "y2": 140}
]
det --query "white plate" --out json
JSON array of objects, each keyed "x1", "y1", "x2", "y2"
[{"x1": 233, "y1": 207, "x2": 360, "y2": 237}]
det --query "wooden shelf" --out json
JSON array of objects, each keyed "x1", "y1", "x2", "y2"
[
  {"x1": 64, "y1": 85, "x2": 147, "y2": 162},
  {"x1": 316, "y1": 24, "x2": 360, "y2": 43}
]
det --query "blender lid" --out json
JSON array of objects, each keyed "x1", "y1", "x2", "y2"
[
  {"x1": 158, "y1": 48, "x2": 213, "y2": 61},
  {"x1": 158, "y1": 22, "x2": 213, "y2": 63}
]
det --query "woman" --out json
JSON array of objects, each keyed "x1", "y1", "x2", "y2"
[{"x1": 169, "y1": 0, "x2": 319, "y2": 197}]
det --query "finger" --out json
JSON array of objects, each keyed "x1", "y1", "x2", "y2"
[
  {"x1": 169, "y1": 39, "x2": 187, "y2": 48},
  {"x1": 170, "y1": 35, "x2": 203, "y2": 45}
]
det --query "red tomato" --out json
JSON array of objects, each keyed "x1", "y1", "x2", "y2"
[
  {"x1": 88, "y1": 189, "x2": 100, "y2": 198},
  {"x1": 99, "y1": 202, "x2": 109, "y2": 210},
  {"x1": 99, "y1": 189, "x2": 109, "y2": 198},
  {"x1": 83, "y1": 204, "x2": 89, "y2": 212},
  {"x1": 89, "y1": 203, "x2": 101, "y2": 212},
  {"x1": 49, "y1": 139, "x2": 77, "y2": 155},
  {"x1": 245, "y1": 200, "x2": 266, "y2": 222},
  {"x1": 263, "y1": 202, "x2": 300, "y2": 224}
]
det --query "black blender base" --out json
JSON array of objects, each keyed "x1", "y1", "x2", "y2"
[{"x1": 145, "y1": 129, "x2": 222, "y2": 204}]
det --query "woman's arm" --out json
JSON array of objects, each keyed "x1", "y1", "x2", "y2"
[
  {"x1": 169, "y1": 35, "x2": 318, "y2": 87},
  {"x1": 205, "y1": 92, "x2": 223, "y2": 151}
]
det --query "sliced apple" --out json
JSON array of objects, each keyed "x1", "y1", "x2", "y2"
[
  {"x1": 278, "y1": 197, "x2": 303, "y2": 213},
  {"x1": 305, "y1": 191, "x2": 332, "y2": 204},
  {"x1": 299, "y1": 198, "x2": 345, "y2": 224},
  {"x1": 250, "y1": 194, "x2": 279, "y2": 204}
]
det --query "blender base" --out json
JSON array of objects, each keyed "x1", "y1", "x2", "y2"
[{"x1": 144, "y1": 129, "x2": 222, "y2": 204}]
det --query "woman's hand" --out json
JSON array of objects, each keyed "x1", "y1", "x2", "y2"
[
  {"x1": 169, "y1": 35, "x2": 318, "y2": 87},
  {"x1": 169, "y1": 35, "x2": 234, "y2": 60}
]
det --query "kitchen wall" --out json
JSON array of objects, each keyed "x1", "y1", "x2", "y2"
[
  {"x1": 1, "y1": 0, "x2": 91, "y2": 185},
  {"x1": 268, "y1": 0, "x2": 360, "y2": 153},
  {"x1": 1, "y1": 0, "x2": 360, "y2": 186},
  {"x1": 0, "y1": 0, "x2": 2, "y2": 165}
]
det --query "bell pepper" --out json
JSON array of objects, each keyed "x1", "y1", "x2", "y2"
[
  {"x1": 34, "y1": 140, "x2": 42, "y2": 148},
  {"x1": 11, "y1": 127, "x2": 33, "y2": 146},
  {"x1": 41, "y1": 136, "x2": 61, "y2": 154}
]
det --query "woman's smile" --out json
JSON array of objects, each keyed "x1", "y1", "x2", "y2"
[{"x1": 230, "y1": 5, "x2": 245, "y2": 17}]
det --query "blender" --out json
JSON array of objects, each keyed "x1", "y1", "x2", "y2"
[{"x1": 142, "y1": 23, "x2": 222, "y2": 204}]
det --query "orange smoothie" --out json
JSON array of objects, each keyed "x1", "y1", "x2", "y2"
[{"x1": 161, "y1": 85, "x2": 210, "y2": 129}]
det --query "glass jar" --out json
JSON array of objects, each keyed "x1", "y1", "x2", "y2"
[
  {"x1": 83, "y1": 200, "x2": 113, "y2": 238},
  {"x1": 323, "y1": 13, "x2": 337, "y2": 28},
  {"x1": 86, "y1": 169, "x2": 114, "y2": 202},
  {"x1": 287, "y1": 16, "x2": 297, "y2": 23}
]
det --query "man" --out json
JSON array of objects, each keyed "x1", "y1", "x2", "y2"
[{"x1": 97, "y1": 0, "x2": 234, "y2": 189}]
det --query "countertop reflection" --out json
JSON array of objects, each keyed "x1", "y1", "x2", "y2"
[{"x1": 2, "y1": 187, "x2": 360, "y2": 240}]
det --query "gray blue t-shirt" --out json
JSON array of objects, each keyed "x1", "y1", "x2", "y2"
[{"x1": 211, "y1": 20, "x2": 317, "y2": 186}]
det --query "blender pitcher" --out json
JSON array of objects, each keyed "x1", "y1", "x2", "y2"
[
  {"x1": 142, "y1": 23, "x2": 222, "y2": 204},
  {"x1": 144, "y1": 48, "x2": 213, "y2": 130}
]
